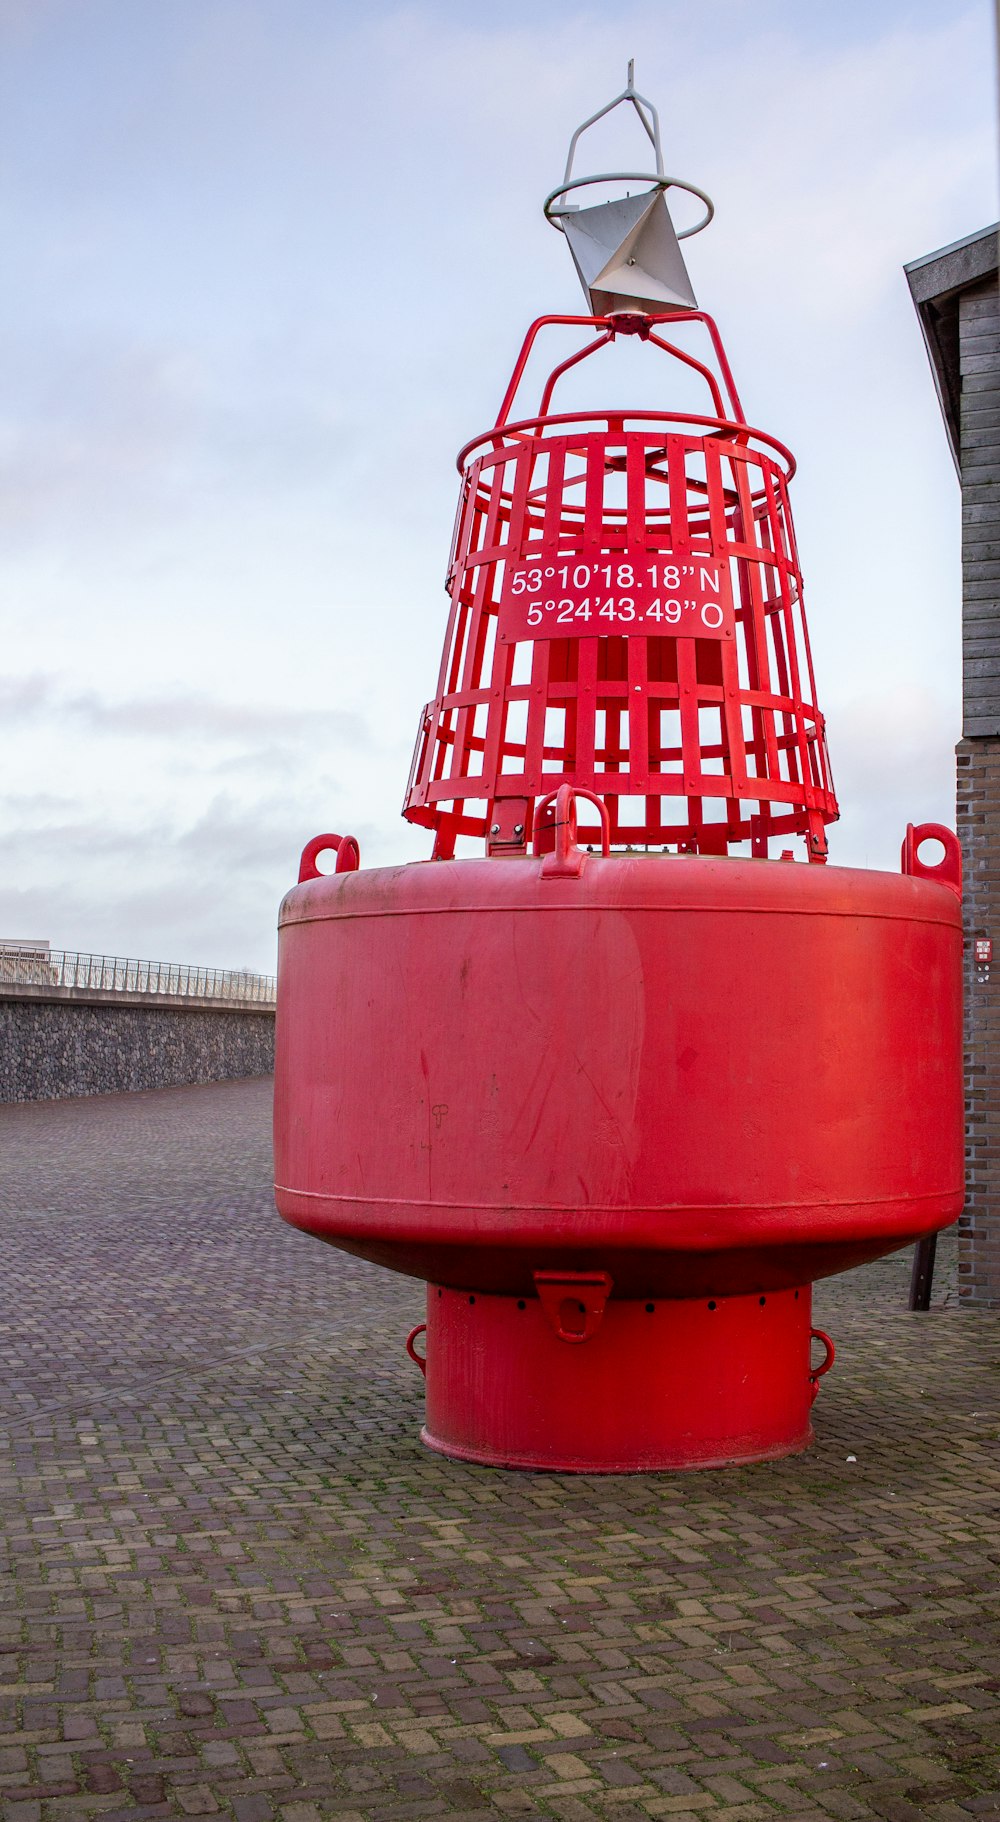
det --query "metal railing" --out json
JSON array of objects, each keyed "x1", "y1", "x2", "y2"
[{"x1": 0, "y1": 946, "x2": 276, "y2": 1006}]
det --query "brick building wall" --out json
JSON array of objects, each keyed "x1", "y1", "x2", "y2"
[
  {"x1": 956, "y1": 274, "x2": 1000, "y2": 1306},
  {"x1": 909, "y1": 230, "x2": 1000, "y2": 1306},
  {"x1": 957, "y1": 735, "x2": 1000, "y2": 1303}
]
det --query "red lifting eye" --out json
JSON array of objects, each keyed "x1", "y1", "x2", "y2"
[{"x1": 297, "y1": 832, "x2": 360, "y2": 882}]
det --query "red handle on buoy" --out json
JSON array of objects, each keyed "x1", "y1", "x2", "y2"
[
  {"x1": 901, "y1": 823, "x2": 961, "y2": 899},
  {"x1": 533, "y1": 785, "x2": 611, "y2": 877},
  {"x1": 405, "y1": 1324, "x2": 427, "y2": 1376},
  {"x1": 298, "y1": 832, "x2": 361, "y2": 883},
  {"x1": 809, "y1": 1328, "x2": 835, "y2": 1402}
]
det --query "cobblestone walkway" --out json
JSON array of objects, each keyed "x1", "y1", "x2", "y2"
[{"x1": 2, "y1": 1080, "x2": 998, "y2": 1822}]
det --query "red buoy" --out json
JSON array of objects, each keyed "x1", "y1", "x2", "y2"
[{"x1": 274, "y1": 72, "x2": 962, "y2": 1471}]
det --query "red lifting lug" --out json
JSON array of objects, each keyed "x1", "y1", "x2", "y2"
[
  {"x1": 901, "y1": 823, "x2": 962, "y2": 900},
  {"x1": 534, "y1": 1270, "x2": 614, "y2": 1344},
  {"x1": 298, "y1": 832, "x2": 361, "y2": 883},
  {"x1": 534, "y1": 785, "x2": 610, "y2": 879},
  {"x1": 405, "y1": 1323, "x2": 427, "y2": 1376},
  {"x1": 808, "y1": 1328, "x2": 835, "y2": 1404}
]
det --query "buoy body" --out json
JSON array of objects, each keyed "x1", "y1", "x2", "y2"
[{"x1": 274, "y1": 849, "x2": 962, "y2": 1468}]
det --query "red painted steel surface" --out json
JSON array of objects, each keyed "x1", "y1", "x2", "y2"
[
  {"x1": 274, "y1": 846, "x2": 963, "y2": 1300},
  {"x1": 418, "y1": 1285, "x2": 819, "y2": 1472},
  {"x1": 273, "y1": 301, "x2": 964, "y2": 1471}
]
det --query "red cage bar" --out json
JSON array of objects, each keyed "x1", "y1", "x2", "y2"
[{"x1": 404, "y1": 313, "x2": 837, "y2": 860}]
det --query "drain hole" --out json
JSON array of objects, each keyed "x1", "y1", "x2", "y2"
[
  {"x1": 468, "y1": 1295, "x2": 476, "y2": 1305},
  {"x1": 645, "y1": 1303, "x2": 655, "y2": 1314},
  {"x1": 517, "y1": 1299, "x2": 526, "y2": 1311},
  {"x1": 759, "y1": 1295, "x2": 766, "y2": 1306},
  {"x1": 707, "y1": 1300, "x2": 717, "y2": 1311}
]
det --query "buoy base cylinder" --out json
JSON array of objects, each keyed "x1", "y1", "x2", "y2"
[{"x1": 420, "y1": 1283, "x2": 818, "y2": 1472}]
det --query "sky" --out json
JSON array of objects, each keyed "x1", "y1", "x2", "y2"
[{"x1": 0, "y1": 0, "x2": 996, "y2": 971}]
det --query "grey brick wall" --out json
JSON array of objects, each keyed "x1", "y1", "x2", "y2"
[
  {"x1": 957, "y1": 273, "x2": 1000, "y2": 1305},
  {"x1": 956, "y1": 736, "x2": 1000, "y2": 1304},
  {"x1": 960, "y1": 280, "x2": 1000, "y2": 739},
  {"x1": 0, "y1": 998, "x2": 274, "y2": 1103}
]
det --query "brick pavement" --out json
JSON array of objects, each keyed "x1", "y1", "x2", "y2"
[{"x1": 1, "y1": 1079, "x2": 998, "y2": 1822}]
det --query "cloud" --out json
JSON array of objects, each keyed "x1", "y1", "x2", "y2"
[
  {"x1": 69, "y1": 688, "x2": 366, "y2": 746},
  {"x1": 0, "y1": 672, "x2": 369, "y2": 747},
  {"x1": 827, "y1": 684, "x2": 957, "y2": 869},
  {"x1": 0, "y1": 675, "x2": 53, "y2": 720},
  {"x1": 3, "y1": 791, "x2": 78, "y2": 814},
  {"x1": 0, "y1": 781, "x2": 415, "y2": 968},
  {"x1": 0, "y1": 328, "x2": 359, "y2": 547}
]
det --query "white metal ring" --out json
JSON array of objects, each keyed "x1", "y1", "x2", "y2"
[{"x1": 544, "y1": 172, "x2": 714, "y2": 239}]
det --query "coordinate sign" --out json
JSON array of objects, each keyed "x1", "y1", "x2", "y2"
[{"x1": 497, "y1": 550, "x2": 733, "y2": 644}]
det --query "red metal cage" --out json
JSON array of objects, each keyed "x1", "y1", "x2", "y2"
[{"x1": 404, "y1": 312, "x2": 838, "y2": 860}]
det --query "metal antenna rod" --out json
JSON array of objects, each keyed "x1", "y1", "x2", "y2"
[
  {"x1": 544, "y1": 69, "x2": 714, "y2": 246},
  {"x1": 558, "y1": 64, "x2": 663, "y2": 190}
]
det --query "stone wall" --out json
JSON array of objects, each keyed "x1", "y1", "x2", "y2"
[{"x1": 0, "y1": 996, "x2": 274, "y2": 1103}]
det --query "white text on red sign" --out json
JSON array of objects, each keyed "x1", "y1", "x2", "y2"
[{"x1": 498, "y1": 552, "x2": 732, "y2": 643}]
